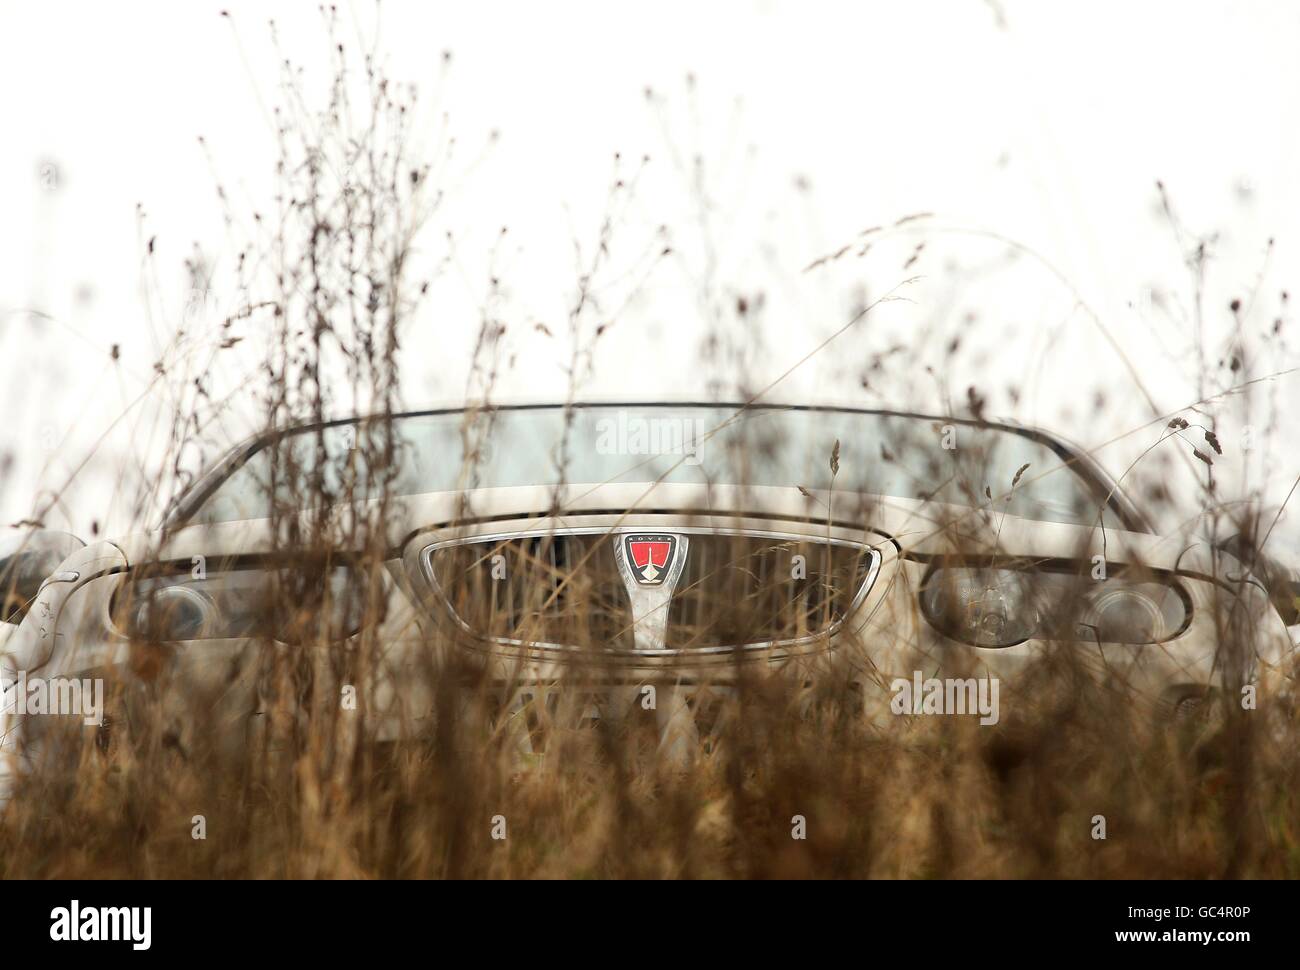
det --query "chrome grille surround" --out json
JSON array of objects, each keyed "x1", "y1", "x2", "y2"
[{"x1": 419, "y1": 525, "x2": 883, "y2": 658}]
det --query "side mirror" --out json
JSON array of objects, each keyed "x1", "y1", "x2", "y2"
[
  {"x1": 0, "y1": 529, "x2": 86, "y2": 623},
  {"x1": 1265, "y1": 568, "x2": 1300, "y2": 626},
  {"x1": 1215, "y1": 532, "x2": 1300, "y2": 625}
]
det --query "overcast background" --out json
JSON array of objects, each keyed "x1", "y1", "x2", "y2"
[{"x1": 2, "y1": 0, "x2": 1298, "y2": 548}]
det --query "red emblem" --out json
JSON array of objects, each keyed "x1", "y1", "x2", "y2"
[{"x1": 623, "y1": 534, "x2": 679, "y2": 586}]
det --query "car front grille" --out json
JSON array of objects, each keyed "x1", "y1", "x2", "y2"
[
  {"x1": 664, "y1": 536, "x2": 875, "y2": 648},
  {"x1": 425, "y1": 533, "x2": 635, "y2": 650},
  {"x1": 422, "y1": 529, "x2": 879, "y2": 653}
]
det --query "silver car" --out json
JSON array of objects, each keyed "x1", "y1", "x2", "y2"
[{"x1": 1, "y1": 403, "x2": 1292, "y2": 763}]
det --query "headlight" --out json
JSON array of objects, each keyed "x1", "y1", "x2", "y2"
[
  {"x1": 112, "y1": 561, "x2": 375, "y2": 643},
  {"x1": 920, "y1": 566, "x2": 1189, "y2": 647}
]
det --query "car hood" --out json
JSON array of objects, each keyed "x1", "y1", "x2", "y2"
[{"x1": 105, "y1": 482, "x2": 1226, "y2": 579}]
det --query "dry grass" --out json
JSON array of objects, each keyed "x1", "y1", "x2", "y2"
[{"x1": 3, "y1": 645, "x2": 1299, "y2": 879}]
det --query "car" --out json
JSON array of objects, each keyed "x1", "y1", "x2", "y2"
[{"x1": 1, "y1": 402, "x2": 1293, "y2": 767}]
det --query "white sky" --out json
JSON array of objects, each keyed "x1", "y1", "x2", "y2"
[{"x1": 2, "y1": 0, "x2": 1298, "y2": 546}]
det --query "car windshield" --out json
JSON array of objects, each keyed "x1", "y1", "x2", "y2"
[{"x1": 186, "y1": 405, "x2": 1126, "y2": 528}]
